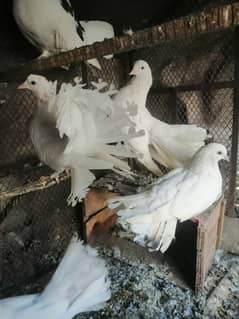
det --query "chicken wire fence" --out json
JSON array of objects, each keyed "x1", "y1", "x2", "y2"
[{"x1": 0, "y1": 24, "x2": 238, "y2": 298}]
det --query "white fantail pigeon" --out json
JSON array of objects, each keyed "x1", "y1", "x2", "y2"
[
  {"x1": 113, "y1": 60, "x2": 211, "y2": 174},
  {"x1": 18, "y1": 75, "x2": 143, "y2": 206},
  {"x1": 13, "y1": 0, "x2": 114, "y2": 69},
  {"x1": 108, "y1": 143, "x2": 228, "y2": 253},
  {"x1": 0, "y1": 237, "x2": 111, "y2": 319}
]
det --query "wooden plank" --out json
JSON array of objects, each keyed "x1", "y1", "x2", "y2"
[
  {"x1": 1, "y1": 3, "x2": 239, "y2": 81},
  {"x1": 0, "y1": 170, "x2": 70, "y2": 200},
  {"x1": 216, "y1": 199, "x2": 226, "y2": 248},
  {"x1": 195, "y1": 199, "x2": 225, "y2": 290},
  {"x1": 84, "y1": 189, "x2": 118, "y2": 218},
  {"x1": 86, "y1": 207, "x2": 117, "y2": 238}
]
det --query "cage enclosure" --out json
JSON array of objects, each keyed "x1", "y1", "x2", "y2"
[{"x1": 0, "y1": 1, "x2": 239, "y2": 297}]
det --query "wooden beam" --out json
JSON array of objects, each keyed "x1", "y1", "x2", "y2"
[
  {"x1": 0, "y1": 170, "x2": 70, "y2": 200},
  {"x1": 1, "y1": 3, "x2": 239, "y2": 81}
]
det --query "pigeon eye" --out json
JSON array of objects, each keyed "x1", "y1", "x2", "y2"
[
  {"x1": 141, "y1": 66, "x2": 144, "y2": 70},
  {"x1": 31, "y1": 81, "x2": 36, "y2": 85},
  {"x1": 217, "y1": 151, "x2": 222, "y2": 155}
]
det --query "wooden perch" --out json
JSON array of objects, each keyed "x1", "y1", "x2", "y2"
[
  {"x1": 0, "y1": 169, "x2": 70, "y2": 201},
  {"x1": 1, "y1": 2, "x2": 239, "y2": 81}
]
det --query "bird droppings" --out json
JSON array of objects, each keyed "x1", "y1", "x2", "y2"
[
  {"x1": 235, "y1": 173, "x2": 239, "y2": 217},
  {"x1": 76, "y1": 248, "x2": 239, "y2": 319},
  {"x1": 92, "y1": 171, "x2": 158, "y2": 194}
]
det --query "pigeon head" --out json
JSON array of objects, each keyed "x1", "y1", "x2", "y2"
[
  {"x1": 18, "y1": 74, "x2": 53, "y2": 104},
  {"x1": 129, "y1": 60, "x2": 151, "y2": 77},
  {"x1": 194, "y1": 142, "x2": 229, "y2": 165},
  {"x1": 205, "y1": 143, "x2": 228, "y2": 162}
]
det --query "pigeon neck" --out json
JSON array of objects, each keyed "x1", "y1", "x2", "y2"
[
  {"x1": 36, "y1": 98, "x2": 57, "y2": 122},
  {"x1": 36, "y1": 91, "x2": 56, "y2": 114},
  {"x1": 133, "y1": 73, "x2": 152, "y2": 88},
  {"x1": 132, "y1": 74, "x2": 152, "y2": 103}
]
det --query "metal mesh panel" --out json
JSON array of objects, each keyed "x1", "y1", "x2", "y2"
[
  {"x1": 0, "y1": 90, "x2": 36, "y2": 168},
  {"x1": 147, "y1": 93, "x2": 172, "y2": 121},
  {"x1": 147, "y1": 92, "x2": 189, "y2": 124},
  {"x1": 0, "y1": 180, "x2": 79, "y2": 298},
  {"x1": 178, "y1": 89, "x2": 233, "y2": 190},
  {"x1": 177, "y1": 89, "x2": 233, "y2": 144},
  {"x1": 86, "y1": 56, "x2": 126, "y2": 89},
  {"x1": 132, "y1": 28, "x2": 234, "y2": 87}
]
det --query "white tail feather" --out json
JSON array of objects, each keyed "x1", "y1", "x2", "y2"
[
  {"x1": 69, "y1": 276, "x2": 111, "y2": 315},
  {"x1": 149, "y1": 118, "x2": 209, "y2": 168},
  {"x1": 67, "y1": 168, "x2": 95, "y2": 206},
  {"x1": 129, "y1": 133, "x2": 162, "y2": 176},
  {"x1": 54, "y1": 81, "x2": 143, "y2": 205},
  {"x1": 38, "y1": 238, "x2": 111, "y2": 316},
  {"x1": 119, "y1": 209, "x2": 177, "y2": 253},
  {"x1": 147, "y1": 219, "x2": 177, "y2": 253}
]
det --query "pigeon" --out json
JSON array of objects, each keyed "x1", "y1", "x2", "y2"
[
  {"x1": 108, "y1": 143, "x2": 228, "y2": 253},
  {"x1": 13, "y1": 0, "x2": 115, "y2": 69},
  {"x1": 113, "y1": 60, "x2": 211, "y2": 174},
  {"x1": 18, "y1": 75, "x2": 143, "y2": 206},
  {"x1": 0, "y1": 236, "x2": 111, "y2": 319}
]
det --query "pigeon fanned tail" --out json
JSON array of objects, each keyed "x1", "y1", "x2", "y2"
[
  {"x1": 39, "y1": 238, "x2": 111, "y2": 314},
  {"x1": 0, "y1": 238, "x2": 110, "y2": 319},
  {"x1": 54, "y1": 81, "x2": 141, "y2": 204},
  {"x1": 149, "y1": 118, "x2": 209, "y2": 168}
]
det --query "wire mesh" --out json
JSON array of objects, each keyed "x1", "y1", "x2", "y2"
[
  {"x1": 0, "y1": 89, "x2": 36, "y2": 168},
  {"x1": 132, "y1": 28, "x2": 234, "y2": 86},
  {"x1": 0, "y1": 180, "x2": 80, "y2": 298},
  {"x1": 147, "y1": 93, "x2": 172, "y2": 121},
  {"x1": 85, "y1": 56, "x2": 126, "y2": 89}
]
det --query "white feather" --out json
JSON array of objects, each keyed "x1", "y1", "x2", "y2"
[
  {"x1": 0, "y1": 238, "x2": 110, "y2": 319},
  {"x1": 80, "y1": 20, "x2": 115, "y2": 59}
]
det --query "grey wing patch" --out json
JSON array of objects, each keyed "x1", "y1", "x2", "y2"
[{"x1": 60, "y1": 0, "x2": 85, "y2": 41}]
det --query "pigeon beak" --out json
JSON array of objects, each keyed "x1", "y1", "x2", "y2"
[
  {"x1": 129, "y1": 67, "x2": 136, "y2": 76},
  {"x1": 224, "y1": 154, "x2": 230, "y2": 162},
  {"x1": 17, "y1": 82, "x2": 29, "y2": 90}
]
